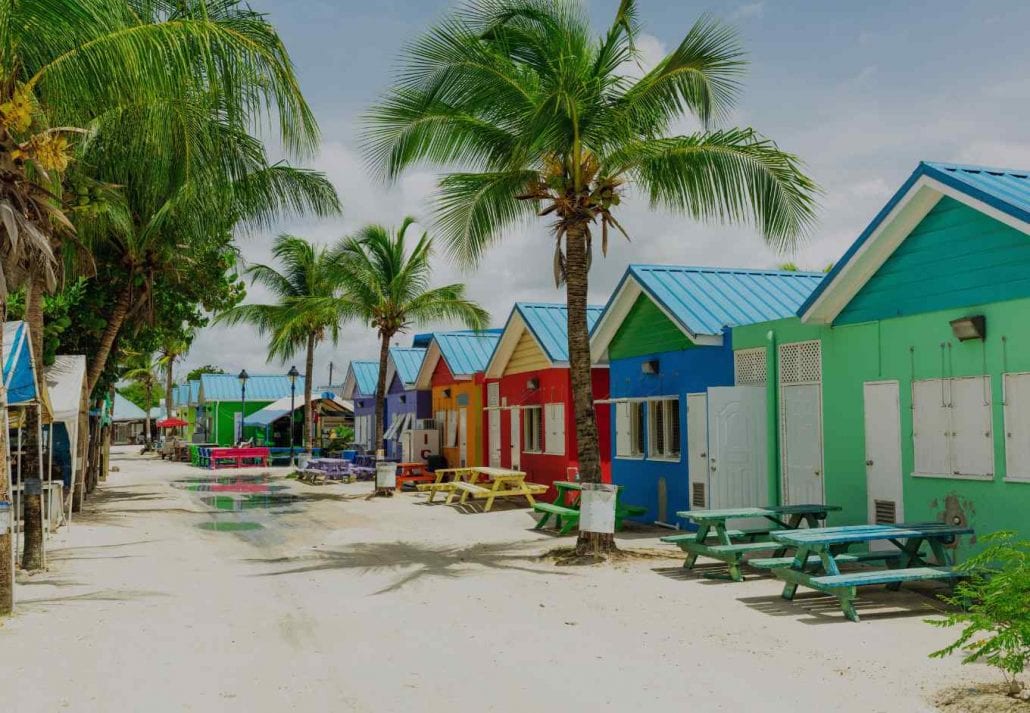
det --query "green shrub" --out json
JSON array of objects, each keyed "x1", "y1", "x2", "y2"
[{"x1": 928, "y1": 531, "x2": 1030, "y2": 696}]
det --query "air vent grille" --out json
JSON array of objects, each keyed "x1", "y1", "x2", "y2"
[
  {"x1": 691, "y1": 482, "x2": 706, "y2": 508},
  {"x1": 874, "y1": 499, "x2": 897, "y2": 525}
]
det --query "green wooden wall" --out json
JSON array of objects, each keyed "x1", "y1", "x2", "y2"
[
  {"x1": 838, "y1": 197, "x2": 1030, "y2": 324},
  {"x1": 211, "y1": 400, "x2": 273, "y2": 446},
  {"x1": 609, "y1": 294, "x2": 693, "y2": 360}
]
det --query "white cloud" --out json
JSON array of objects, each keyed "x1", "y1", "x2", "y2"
[{"x1": 730, "y1": 2, "x2": 765, "y2": 21}]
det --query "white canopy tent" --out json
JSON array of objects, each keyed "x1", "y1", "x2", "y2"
[{"x1": 44, "y1": 355, "x2": 88, "y2": 503}]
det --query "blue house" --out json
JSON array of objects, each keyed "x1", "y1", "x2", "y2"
[
  {"x1": 341, "y1": 361, "x2": 380, "y2": 452},
  {"x1": 589, "y1": 265, "x2": 824, "y2": 525},
  {"x1": 383, "y1": 346, "x2": 432, "y2": 460}
]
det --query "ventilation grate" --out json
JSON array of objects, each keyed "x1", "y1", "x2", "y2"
[
  {"x1": 779, "y1": 340, "x2": 822, "y2": 384},
  {"x1": 874, "y1": 499, "x2": 897, "y2": 525},
  {"x1": 734, "y1": 348, "x2": 768, "y2": 385},
  {"x1": 692, "y1": 482, "x2": 706, "y2": 508}
]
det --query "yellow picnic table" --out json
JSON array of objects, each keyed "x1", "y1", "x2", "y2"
[
  {"x1": 416, "y1": 467, "x2": 478, "y2": 503},
  {"x1": 446, "y1": 467, "x2": 547, "y2": 512}
]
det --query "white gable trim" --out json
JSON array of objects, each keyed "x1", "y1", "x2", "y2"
[
  {"x1": 340, "y1": 366, "x2": 358, "y2": 399},
  {"x1": 414, "y1": 341, "x2": 442, "y2": 390},
  {"x1": 802, "y1": 175, "x2": 1030, "y2": 325}
]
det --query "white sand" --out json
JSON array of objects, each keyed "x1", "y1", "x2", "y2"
[{"x1": 0, "y1": 446, "x2": 996, "y2": 712}]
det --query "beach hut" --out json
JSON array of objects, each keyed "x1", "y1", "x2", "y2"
[
  {"x1": 729, "y1": 161, "x2": 1030, "y2": 550},
  {"x1": 43, "y1": 355, "x2": 88, "y2": 506},
  {"x1": 414, "y1": 330, "x2": 501, "y2": 468},
  {"x1": 483, "y1": 303, "x2": 610, "y2": 494},
  {"x1": 341, "y1": 361, "x2": 379, "y2": 453},
  {"x1": 110, "y1": 392, "x2": 149, "y2": 444},
  {"x1": 382, "y1": 346, "x2": 434, "y2": 461},
  {"x1": 589, "y1": 265, "x2": 824, "y2": 525},
  {"x1": 196, "y1": 373, "x2": 305, "y2": 446},
  {"x1": 245, "y1": 392, "x2": 353, "y2": 449}
]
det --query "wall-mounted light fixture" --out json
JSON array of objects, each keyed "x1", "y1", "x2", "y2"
[
  {"x1": 641, "y1": 359, "x2": 660, "y2": 375},
  {"x1": 526, "y1": 377, "x2": 540, "y2": 390},
  {"x1": 399, "y1": 394, "x2": 407, "y2": 403},
  {"x1": 950, "y1": 315, "x2": 986, "y2": 341},
  {"x1": 442, "y1": 388, "x2": 452, "y2": 398}
]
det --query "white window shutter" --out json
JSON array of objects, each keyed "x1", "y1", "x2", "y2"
[
  {"x1": 913, "y1": 379, "x2": 950, "y2": 476},
  {"x1": 545, "y1": 403, "x2": 565, "y2": 455},
  {"x1": 616, "y1": 403, "x2": 630, "y2": 456}
]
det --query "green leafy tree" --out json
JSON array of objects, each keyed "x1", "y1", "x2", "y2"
[
  {"x1": 929, "y1": 532, "x2": 1030, "y2": 697},
  {"x1": 187, "y1": 364, "x2": 227, "y2": 382},
  {"x1": 332, "y1": 218, "x2": 488, "y2": 465},
  {"x1": 365, "y1": 0, "x2": 817, "y2": 551},
  {"x1": 216, "y1": 235, "x2": 348, "y2": 453}
]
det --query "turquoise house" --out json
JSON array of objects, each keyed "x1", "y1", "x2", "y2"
[{"x1": 729, "y1": 162, "x2": 1030, "y2": 553}]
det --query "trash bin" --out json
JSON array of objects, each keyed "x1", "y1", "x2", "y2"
[{"x1": 375, "y1": 462, "x2": 397, "y2": 490}]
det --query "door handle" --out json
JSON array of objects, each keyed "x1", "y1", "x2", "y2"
[
  {"x1": 814, "y1": 470, "x2": 821, "y2": 476},
  {"x1": 699, "y1": 452, "x2": 706, "y2": 458},
  {"x1": 865, "y1": 460, "x2": 873, "y2": 466}
]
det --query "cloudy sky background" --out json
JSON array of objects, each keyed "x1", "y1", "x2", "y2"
[{"x1": 183, "y1": 0, "x2": 1030, "y2": 385}]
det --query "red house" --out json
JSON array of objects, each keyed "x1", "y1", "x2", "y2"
[{"x1": 482, "y1": 303, "x2": 611, "y2": 495}]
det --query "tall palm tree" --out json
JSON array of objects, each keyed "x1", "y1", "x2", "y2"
[
  {"x1": 216, "y1": 235, "x2": 348, "y2": 453},
  {"x1": 333, "y1": 219, "x2": 489, "y2": 465},
  {"x1": 364, "y1": 0, "x2": 818, "y2": 552}
]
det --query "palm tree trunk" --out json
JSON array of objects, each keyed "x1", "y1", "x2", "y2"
[
  {"x1": 87, "y1": 282, "x2": 132, "y2": 393},
  {"x1": 304, "y1": 332, "x2": 315, "y2": 453},
  {"x1": 564, "y1": 222, "x2": 612, "y2": 555},
  {"x1": 374, "y1": 331, "x2": 391, "y2": 454},
  {"x1": 0, "y1": 301, "x2": 14, "y2": 613},
  {"x1": 22, "y1": 272, "x2": 47, "y2": 570}
]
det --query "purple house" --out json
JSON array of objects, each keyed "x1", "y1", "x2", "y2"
[
  {"x1": 341, "y1": 361, "x2": 379, "y2": 453},
  {"x1": 383, "y1": 346, "x2": 432, "y2": 460}
]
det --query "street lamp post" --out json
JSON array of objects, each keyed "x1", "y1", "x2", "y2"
[
  {"x1": 287, "y1": 365, "x2": 299, "y2": 466},
  {"x1": 237, "y1": 369, "x2": 249, "y2": 444}
]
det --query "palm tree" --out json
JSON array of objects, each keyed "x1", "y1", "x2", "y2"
[
  {"x1": 364, "y1": 0, "x2": 818, "y2": 552},
  {"x1": 122, "y1": 355, "x2": 162, "y2": 450},
  {"x1": 216, "y1": 235, "x2": 348, "y2": 454},
  {"x1": 333, "y1": 218, "x2": 489, "y2": 468}
]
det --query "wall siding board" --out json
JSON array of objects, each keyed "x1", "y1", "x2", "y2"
[
  {"x1": 504, "y1": 330, "x2": 551, "y2": 375},
  {"x1": 837, "y1": 198, "x2": 1030, "y2": 324}
]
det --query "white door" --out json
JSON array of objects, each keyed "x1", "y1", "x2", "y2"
[
  {"x1": 864, "y1": 381, "x2": 903, "y2": 529},
  {"x1": 707, "y1": 386, "x2": 767, "y2": 513},
  {"x1": 458, "y1": 407, "x2": 468, "y2": 466},
  {"x1": 487, "y1": 383, "x2": 501, "y2": 467},
  {"x1": 1004, "y1": 373, "x2": 1030, "y2": 481},
  {"x1": 686, "y1": 393, "x2": 709, "y2": 509},
  {"x1": 509, "y1": 407, "x2": 521, "y2": 470},
  {"x1": 781, "y1": 384, "x2": 824, "y2": 505}
]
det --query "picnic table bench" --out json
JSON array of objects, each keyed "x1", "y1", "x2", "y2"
[
  {"x1": 417, "y1": 467, "x2": 478, "y2": 503},
  {"x1": 768, "y1": 523, "x2": 974, "y2": 621},
  {"x1": 394, "y1": 462, "x2": 435, "y2": 491},
  {"x1": 444, "y1": 468, "x2": 547, "y2": 512},
  {"x1": 663, "y1": 504, "x2": 841, "y2": 582},
  {"x1": 207, "y1": 446, "x2": 270, "y2": 470},
  {"x1": 533, "y1": 481, "x2": 647, "y2": 535},
  {"x1": 298, "y1": 458, "x2": 352, "y2": 484}
]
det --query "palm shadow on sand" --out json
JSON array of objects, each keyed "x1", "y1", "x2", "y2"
[{"x1": 245, "y1": 540, "x2": 571, "y2": 594}]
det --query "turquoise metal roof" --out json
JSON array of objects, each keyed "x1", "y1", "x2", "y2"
[
  {"x1": 799, "y1": 161, "x2": 1030, "y2": 317},
  {"x1": 389, "y1": 347, "x2": 426, "y2": 387},
  {"x1": 614, "y1": 265, "x2": 825, "y2": 337},
  {"x1": 514, "y1": 303, "x2": 604, "y2": 362},
  {"x1": 189, "y1": 380, "x2": 200, "y2": 405},
  {"x1": 435, "y1": 330, "x2": 502, "y2": 377},
  {"x1": 348, "y1": 361, "x2": 379, "y2": 396},
  {"x1": 199, "y1": 373, "x2": 306, "y2": 402}
]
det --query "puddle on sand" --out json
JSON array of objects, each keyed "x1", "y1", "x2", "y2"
[
  {"x1": 196, "y1": 521, "x2": 264, "y2": 532},
  {"x1": 199, "y1": 493, "x2": 300, "y2": 511}
]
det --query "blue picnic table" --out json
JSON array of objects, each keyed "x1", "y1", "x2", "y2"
[
  {"x1": 663, "y1": 504, "x2": 841, "y2": 582},
  {"x1": 767, "y1": 523, "x2": 974, "y2": 622}
]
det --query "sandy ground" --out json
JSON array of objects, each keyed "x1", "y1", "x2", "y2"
[{"x1": 0, "y1": 446, "x2": 1003, "y2": 712}]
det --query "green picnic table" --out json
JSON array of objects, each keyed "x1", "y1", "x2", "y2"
[
  {"x1": 767, "y1": 523, "x2": 974, "y2": 621},
  {"x1": 532, "y1": 481, "x2": 647, "y2": 535},
  {"x1": 662, "y1": 504, "x2": 842, "y2": 582}
]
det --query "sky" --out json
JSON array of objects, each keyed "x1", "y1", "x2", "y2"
[{"x1": 182, "y1": 0, "x2": 1030, "y2": 386}]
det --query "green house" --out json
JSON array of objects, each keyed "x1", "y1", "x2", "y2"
[
  {"x1": 196, "y1": 373, "x2": 305, "y2": 446},
  {"x1": 728, "y1": 162, "x2": 1030, "y2": 554}
]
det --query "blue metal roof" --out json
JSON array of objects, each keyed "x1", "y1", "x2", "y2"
[
  {"x1": 199, "y1": 373, "x2": 306, "y2": 402},
  {"x1": 799, "y1": 161, "x2": 1030, "y2": 317},
  {"x1": 435, "y1": 330, "x2": 502, "y2": 377},
  {"x1": 514, "y1": 303, "x2": 604, "y2": 362},
  {"x1": 609, "y1": 265, "x2": 825, "y2": 337},
  {"x1": 411, "y1": 333, "x2": 434, "y2": 348},
  {"x1": 389, "y1": 347, "x2": 426, "y2": 387},
  {"x1": 348, "y1": 361, "x2": 379, "y2": 396}
]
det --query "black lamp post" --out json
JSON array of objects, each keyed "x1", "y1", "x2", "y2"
[
  {"x1": 287, "y1": 365, "x2": 299, "y2": 465},
  {"x1": 237, "y1": 369, "x2": 249, "y2": 444}
]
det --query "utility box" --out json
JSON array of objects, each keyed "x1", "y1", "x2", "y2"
[{"x1": 401, "y1": 428, "x2": 440, "y2": 463}]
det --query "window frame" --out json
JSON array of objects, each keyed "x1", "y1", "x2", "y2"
[
  {"x1": 647, "y1": 397, "x2": 681, "y2": 461},
  {"x1": 522, "y1": 405, "x2": 543, "y2": 454}
]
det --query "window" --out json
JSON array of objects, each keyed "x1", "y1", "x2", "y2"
[
  {"x1": 544, "y1": 403, "x2": 565, "y2": 455},
  {"x1": 912, "y1": 376, "x2": 993, "y2": 478},
  {"x1": 648, "y1": 398, "x2": 681, "y2": 460},
  {"x1": 523, "y1": 406, "x2": 542, "y2": 452},
  {"x1": 615, "y1": 401, "x2": 645, "y2": 458},
  {"x1": 734, "y1": 347, "x2": 768, "y2": 385}
]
